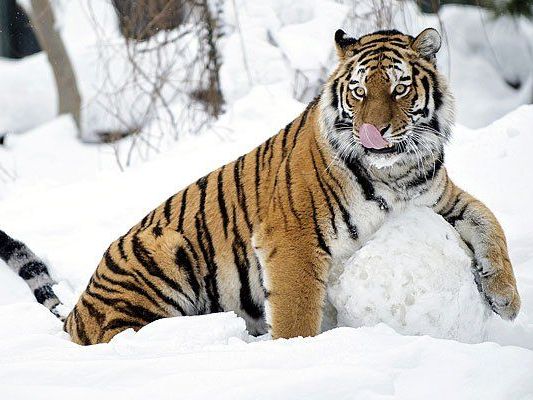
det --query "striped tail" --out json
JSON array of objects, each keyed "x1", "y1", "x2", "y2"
[{"x1": 0, "y1": 229, "x2": 64, "y2": 320}]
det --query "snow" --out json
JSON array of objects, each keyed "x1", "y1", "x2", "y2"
[
  {"x1": 1, "y1": 0, "x2": 533, "y2": 398},
  {"x1": 0, "y1": 308, "x2": 532, "y2": 399}
]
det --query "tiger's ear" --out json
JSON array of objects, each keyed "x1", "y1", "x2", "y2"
[
  {"x1": 412, "y1": 28, "x2": 441, "y2": 60},
  {"x1": 335, "y1": 29, "x2": 358, "y2": 58}
]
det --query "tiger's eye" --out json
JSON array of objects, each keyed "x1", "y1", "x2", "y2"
[
  {"x1": 394, "y1": 84, "x2": 407, "y2": 96},
  {"x1": 354, "y1": 86, "x2": 365, "y2": 98}
]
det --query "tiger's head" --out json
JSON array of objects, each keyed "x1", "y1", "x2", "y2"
[{"x1": 322, "y1": 28, "x2": 454, "y2": 167}]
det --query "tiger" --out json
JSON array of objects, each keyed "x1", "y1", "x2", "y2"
[{"x1": 0, "y1": 28, "x2": 520, "y2": 345}]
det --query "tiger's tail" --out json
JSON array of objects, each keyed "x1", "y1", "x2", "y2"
[{"x1": 0, "y1": 229, "x2": 64, "y2": 320}]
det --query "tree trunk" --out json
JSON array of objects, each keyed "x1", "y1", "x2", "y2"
[{"x1": 28, "y1": 0, "x2": 82, "y2": 135}]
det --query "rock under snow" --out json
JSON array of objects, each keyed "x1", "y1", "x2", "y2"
[{"x1": 329, "y1": 206, "x2": 491, "y2": 343}]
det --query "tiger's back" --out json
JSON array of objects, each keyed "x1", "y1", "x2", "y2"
[{"x1": 64, "y1": 100, "x2": 321, "y2": 344}]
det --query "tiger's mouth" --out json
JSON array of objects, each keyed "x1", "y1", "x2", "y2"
[{"x1": 365, "y1": 145, "x2": 399, "y2": 154}]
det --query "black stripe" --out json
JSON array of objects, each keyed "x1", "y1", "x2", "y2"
[
  {"x1": 446, "y1": 204, "x2": 468, "y2": 226},
  {"x1": 359, "y1": 36, "x2": 408, "y2": 46},
  {"x1": 261, "y1": 137, "x2": 273, "y2": 167},
  {"x1": 357, "y1": 48, "x2": 381, "y2": 63},
  {"x1": 152, "y1": 222, "x2": 163, "y2": 237},
  {"x1": 34, "y1": 284, "x2": 56, "y2": 304},
  {"x1": 18, "y1": 260, "x2": 48, "y2": 280},
  {"x1": 103, "y1": 318, "x2": 144, "y2": 332},
  {"x1": 163, "y1": 195, "x2": 174, "y2": 224},
  {"x1": 98, "y1": 270, "x2": 167, "y2": 313},
  {"x1": 182, "y1": 236, "x2": 206, "y2": 314},
  {"x1": 350, "y1": 163, "x2": 389, "y2": 211},
  {"x1": 267, "y1": 134, "x2": 278, "y2": 168},
  {"x1": 281, "y1": 121, "x2": 293, "y2": 157},
  {"x1": 405, "y1": 158, "x2": 443, "y2": 189},
  {"x1": 131, "y1": 235, "x2": 195, "y2": 305},
  {"x1": 441, "y1": 194, "x2": 468, "y2": 226},
  {"x1": 231, "y1": 209, "x2": 264, "y2": 320},
  {"x1": 420, "y1": 75, "x2": 431, "y2": 116},
  {"x1": 73, "y1": 307, "x2": 91, "y2": 345},
  {"x1": 440, "y1": 194, "x2": 463, "y2": 222},
  {"x1": 140, "y1": 214, "x2": 149, "y2": 228},
  {"x1": 175, "y1": 246, "x2": 201, "y2": 297},
  {"x1": 134, "y1": 269, "x2": 187, "y2": 315},
  {"x1": 194, "y1": 215, "x2": 221, "y2": 312},
  {"x1": 80, "y1": 297, "x2": 106, "y2": 325},
  {"x1": 331, "y1": 77, "x2": 340, "y2": 109},
  {"x1": 194, "y1": 178, "x2": 221, "y2": 313},
  {"x1": 0, "y1": 231, "x2": 25, "y2": 262},
  {"x1": 141, "y1": 210, "x2": 156, "y2": 229},
  {"x1": 90, "y1": 277, "x2": 122, "y2": 295},
  {"x1": 118, "y1": 236, "x2": 128, "y2": 261},
  {"x1": 239, "y1": 155, "x2": 253, "y2": 230},
  {"x1": 86, "y1": 285, "x2": 165, "y2": 324},
  {"x1": 105, "y1": 250, "x2": 132, "y2": 277},
  {"x1": 183, "y1": 236, "x2": 200, "y2": 264},
  {"x1": 254, "y1": 147, "x2": 261, "y2": 212},
  {"x1": 429, "y1": 116, "x2": 441, "y2": 134},
  {"x1": 310, "y1": 149, "x2": 337, "y2": 235},
  {"x1": 339, "y1": 81, "x2": 350, "y2": 120},
  {"x1": 432, "y1": 76, "x2": 443, "y2": 111},
  {"x1": 414, "y1": 61, "x2": 438, "y2": 81},
  {"x1": 308, "y1": 190, "x2": 331, "y2": 256},
  {"x1": 147, "y1": 210, "x2": 156, "y2": 227},
  {"x1": 217, "y1": 166, "x2": 229, "y2": 238},
  {"x1": 233, "y1": 156, "x2": 253, "y2": 231},
  {"x1": 177, "y1": 187, "x2": 188, "y2": 232}
]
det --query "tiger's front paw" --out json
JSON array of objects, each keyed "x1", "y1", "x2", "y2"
[{"x1": 478, "y1": 256, "x2": 520, "y2": 320}]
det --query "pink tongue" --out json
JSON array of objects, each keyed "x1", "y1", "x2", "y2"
[{"x1": 359, "y1": 123, "x2": 389, "y2": 150}]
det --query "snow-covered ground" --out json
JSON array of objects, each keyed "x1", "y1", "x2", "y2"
[{"x1": 1, "y1": 0, "x2": 533, "y2": 398}]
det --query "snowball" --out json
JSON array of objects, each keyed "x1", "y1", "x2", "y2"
[{"x1": 328, "y1": 206, "x2": 491, "y2": 343}]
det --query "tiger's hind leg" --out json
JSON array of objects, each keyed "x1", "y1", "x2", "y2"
[
  {"x1": 65, "y1": 227, "x2": 205, "y2": 345},
  {"x1": 64, "y1": 262, "x2": 177, "y2": 345},
  {"x1": 64, "y1": 298, "x2": 151, "y2": 345}
]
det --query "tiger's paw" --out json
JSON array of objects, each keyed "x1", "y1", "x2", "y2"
[{"x1": 478, "y1": 256, "x2": 521, "y2": 320}]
